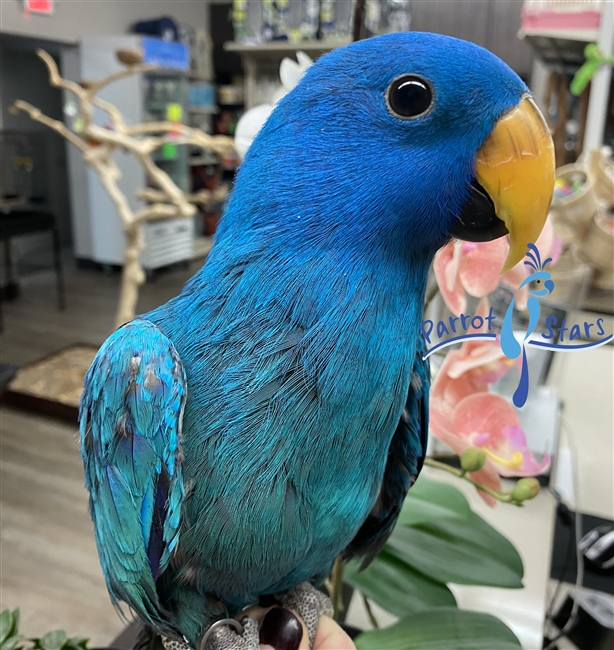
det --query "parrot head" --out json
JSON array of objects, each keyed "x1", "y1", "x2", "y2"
[{"x1": 229, "y1": 32, "x2": 554, "y2": 272}]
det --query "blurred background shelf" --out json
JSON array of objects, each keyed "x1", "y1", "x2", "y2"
[{"x1": 224, "y1": 39, "x2": 350, "y2": 56}]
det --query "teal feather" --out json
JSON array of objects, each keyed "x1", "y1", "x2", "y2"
[{"x1": 79, "y1": 320, "x2": 186, "y2": 635}]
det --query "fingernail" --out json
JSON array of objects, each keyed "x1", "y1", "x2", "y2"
[
  {"x1": 259, "y1": 594, "x2": 279, "y2": 607},
  {"x1": 259, "y1": 608, "x2": 303, "y2": 650}
]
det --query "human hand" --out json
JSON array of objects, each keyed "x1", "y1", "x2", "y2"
[{"x1": 245, "y1": 605, "x2": 356, "y2": 650}]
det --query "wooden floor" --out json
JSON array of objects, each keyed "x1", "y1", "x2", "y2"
[{"x1": 0, "y1": 259, "x2": 200, "y2": 645}]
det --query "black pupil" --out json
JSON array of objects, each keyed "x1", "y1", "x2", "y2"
[
  {"x1": 389, "y1": 77, "x2": 432, "y2": 118},
  {"x1": 537, "y1": 280, "x2": 540, "y2": 283}
]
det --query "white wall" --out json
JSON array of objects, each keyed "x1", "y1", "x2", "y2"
[{"x1": 0, "y1": 0, "x2": 210, "y2": 43}]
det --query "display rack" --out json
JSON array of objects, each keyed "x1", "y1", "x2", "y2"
[
  {"x1": 519, "y1": 0, "x2": 613, "y2": 150},
  {"x1": 224, "y1": 39, "x2": 349, "y2": 109}
]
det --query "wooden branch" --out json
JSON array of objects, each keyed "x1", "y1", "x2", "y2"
[
  {"x1": 137, "y1": 186, "x2": 229, "y2": 206},
  {"x1": 133, "y1": 203, "x2": 193, "y2": 224},
  {"x1": 9, "y1": 100, "x2": 88, "y2": 152},
  {"x1": 87, "y1": 63, "x2": 157, "y2": 95},
  {"x1": 127, "y1": 122, "x2": 235, "y2": 153},
  {"x1": 85, "y1": 123, "x2": 144, "y2": 151},
  {"x1": 117, "y1": 225, "x2": 146, "y2": 327},
  {"x1": 36, "y1": 49, "x2": 88, "y2": 101},
  {"x1": 94, "y1": 157, "x2": 136, "y2": 229},
  {"x1": 140, "y1": 155, "x2": 191, "y2": 209},
  {"x1": 92, "y1": 96, "x2": 126, "y2": 131}
]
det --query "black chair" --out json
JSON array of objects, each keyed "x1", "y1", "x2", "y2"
[{"x1": 0, "y1": 207, "x2": 65, "y2": 328}]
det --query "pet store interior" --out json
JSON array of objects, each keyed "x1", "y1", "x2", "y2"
[{"x1": 1, "y1": 1, "x2": 613, "y2": 650}]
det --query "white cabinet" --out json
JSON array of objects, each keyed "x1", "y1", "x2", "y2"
[
  {"x1": 62, "y1": 35, "x2": 194, "y2": 270},
  {"x1": 141, "y1": 218, "x2": 195, "y2": 270}
]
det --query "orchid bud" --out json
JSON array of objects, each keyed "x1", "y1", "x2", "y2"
[
  {"x1": 511, "y1": 478, "x2": 540, "y2": 502},
  {"x1": 460, "y1": 447, "x2": 487, "y2": 472}
]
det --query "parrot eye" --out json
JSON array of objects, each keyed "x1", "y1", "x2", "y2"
[{"x1": 386, "y1": 75, "x2": 434, "y2": 120}]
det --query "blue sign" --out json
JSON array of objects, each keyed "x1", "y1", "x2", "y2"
[{"x1": 142, "y1": 37, "x2": 190, "y2": 71}]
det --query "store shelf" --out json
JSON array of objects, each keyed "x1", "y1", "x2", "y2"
[
  {"x1": 519, "y1": 28, "x2": 598, "y2": 69},
  {"x1": 224, "y1": 39, "x2": 350, "y2": 57},
  {"x1": 188, "y1": 105, "x2": 219, "y2": 114},
  {"x1": 520, "y1": 28, "x2": 598, "y2": 43},
  {"x1": 189, "y1": 155, "x2": 219, "y2": 166}
]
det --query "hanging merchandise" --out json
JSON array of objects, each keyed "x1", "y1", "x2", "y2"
[
  {"x1": 320, "y1": 0, "x2": 336, "y2": 38},
  {"x1": 301, "y1": 0, "x2": 320, "y2": 40},
  {"x1": 275, "y1": 0, "x2": 291, "y2": 40},
  {"x1": 336, "y1": 0, "x2": 356, "y2": 39},
  {"x1": 233, "y1": 0, "x2": 249, "y2": 42},
  {"x1": 262, "y1": 0, "x2": 291, "y2": 41},
  {"x1": 383, "y1": 0, "x2": 410, "y2": 33},
  {"x1": 262, "y1": 0, "x2": 275, "y2": 40},
  {"x1": 365, "y1": 0, "x2": 382, "y2": 35}
]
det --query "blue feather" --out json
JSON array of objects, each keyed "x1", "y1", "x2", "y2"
[{"x1": 79, "y1": 320, "x2": 186, "y2": 634}]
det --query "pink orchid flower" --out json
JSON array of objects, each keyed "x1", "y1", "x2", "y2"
[
  {"x1": 434, "y1": 218, "x2": 562, "y2": 317},
  {"x1": 429, "y1": 300, "x2": 550, "y2": 505}
]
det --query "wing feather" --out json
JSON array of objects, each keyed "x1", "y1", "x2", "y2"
[
  {"x1": 79, "y1": 320, "x2": 186, "y2": 631},
  {"x1": 344, "y1": 341, "x2": 429, "y2": 567}
]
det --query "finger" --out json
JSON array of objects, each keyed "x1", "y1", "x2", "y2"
[
  {"x1": 259, "y1": 607, "x2": 304, "y2": 650},
  {"x1": 312, "y1": 616, "x2": 355, "y2": 650},
  {"x1": 241, "y1": 604, "x2": 275, "y2": 625}
]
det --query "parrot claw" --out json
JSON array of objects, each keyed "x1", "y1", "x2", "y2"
[
  {"x1": 277, "y1": 582, "x2": 334, "y2": 648},
  {"x1": 161, "y1": 618, "x2": 260, "y2": 650},
  {"x1": 200, "y1": 617, "x2": 260, "y2": 650}
]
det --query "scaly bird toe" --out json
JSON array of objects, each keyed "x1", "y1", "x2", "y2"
[
  {"x1": 277, "y1": 582, "x2": 334, "y2": 648},
  {"x1": 201, "y1": 618, "x2": 260, "y2": 650},
  {"x1": 161, "y1": 617, "x2": 260, "y2": 650}
]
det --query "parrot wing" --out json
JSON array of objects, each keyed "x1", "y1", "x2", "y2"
[
  {"x1": 343, "y1": 342, "x2": 429, "y2": 568},
  {"x1": 79, "y1": 320, "x2": 186, "y2": 629}
]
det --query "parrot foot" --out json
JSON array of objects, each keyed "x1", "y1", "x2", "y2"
[
  {"x1": 160, "y1": 636, "x2": 192, "y2": 650},
  {"x1": 277, "y1": 582, "x2": 334, "y2": 648},
  {"x1": 201, "y1": 617, "x2": 260, "y2": 650},
  {"x1": 160, "y1": 583, "x2": 331, "y2": 650},
  {"x1": 161, "y1": 618, "x2": 259, "y2": 650}
]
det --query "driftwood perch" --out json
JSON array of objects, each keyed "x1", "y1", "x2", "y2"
[{"x1": 11, "y1": 49, "x2": 235, "y2": 328}]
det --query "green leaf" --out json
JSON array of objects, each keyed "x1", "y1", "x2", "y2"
[
  {"x1": 385, "y1": 513, "x2": 523, "y2": 588},
  {"x1": 1, "y1": 634, "x2": 25, "y2": 650},
  {"x1": 345, "y1": 552, "x2": 456, "y2": 617},
  {"x1": 399, "y1": 476, "x2": 472, "y2": 526},
  {"x1": 10, "y1": 612, "x2": 19, "y2": 641},
  {"x1": 424, "y1": 511, "x2": 524, "y2": 579},
  {"x1": 355, "y1": 607, "x2": 522, "y2": 650},
  {"x1": 63, "y1": 639, "x2": 89, "y2": 650},
  {"x1": 0, "y1": 611, "x2": 13, "y2": 645},
  {"x1": 40, "y1": 631, "x2": 67, "y2": 650},
  {"x1": 68, "y1": 638, "x2": 88, "y2": 650}
]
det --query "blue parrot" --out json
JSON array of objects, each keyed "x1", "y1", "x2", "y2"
[{"x1": 79, "y1": 32, "x2": 554, "y2": 649}]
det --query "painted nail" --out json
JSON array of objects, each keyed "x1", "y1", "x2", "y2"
[{"x1": 259, "y1": 608, "x2": 303, "y2": 650}]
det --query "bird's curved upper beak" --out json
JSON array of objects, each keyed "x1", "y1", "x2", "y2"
[{"x1": 450, "y1": 95, "x2": 555, "y2": 272}]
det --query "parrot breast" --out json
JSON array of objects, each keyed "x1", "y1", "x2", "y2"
[{"x1": 147, "y1": 243, "x2": 430, "y2": 625}]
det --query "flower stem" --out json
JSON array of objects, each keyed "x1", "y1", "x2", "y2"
[
  {"x1": 362, "y1": 593, "x2": 379, "y2": 629},
  {"x1": 330, "y1": 556, "x2": 345, "y2": 620},
  {"x1": 423, "y1": 457, "x2": 523, "y2": 506}
]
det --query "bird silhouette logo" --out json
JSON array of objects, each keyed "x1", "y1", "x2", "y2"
[{"x1": 501, "y1": 243, "x2": 555, "y2": 407}]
